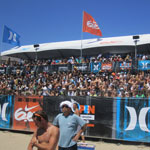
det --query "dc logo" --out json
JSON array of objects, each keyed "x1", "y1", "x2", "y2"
[
  {"x1": 141, "y1": 62, "x2": 148, "y2": 69},
  {"x1": 8, "y1": 31, "x2": 17, "y2": 42},
  {"x1": 125, "y1": 106, "x2": 150, "y2": 132}
]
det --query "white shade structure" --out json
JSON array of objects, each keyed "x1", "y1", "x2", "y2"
[{"x1": 1, "y1": 34, "x2": 150, "y2": 60}]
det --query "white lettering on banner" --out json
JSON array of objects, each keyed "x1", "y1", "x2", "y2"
[
  {"x1": 0, "y1": 68, "x2": 5, "y2": 73},
  {"x1": 142, "y1": 62, "x2": 148, "y2": 69},
  {"x1": 102, "y1": 65, "x2": 111, "y2": 70},
  {"x1": 59, "y1": 67, "x2": 68, "y2": 71},
  {"x1": 13, "y1": 33, "x2": 17, "y2": 42},
  {"x1": 125, "y1": 106, "x2": 150, "y2": 132},
  {"x1": 15, "y1": 105, "x2": 39, "y2": 122},
  {"x1": 44, "y1": 66, "x2": 49, "y2": 72},
  {"x1": 87, "y1": 21, "x2": 99, "y2": 29},
  {"x1": 80, "y1": 114, "x2": 95, "y2": 120},
  {"x1": 8, "y1": 31, "x2": 17, "y2": 42},
  {"x1": 77, "y1": 66, "x2": 87, "y2": 70},
  {"x1": 0, "y1": 103, "x2": 9, "y2": 121}
]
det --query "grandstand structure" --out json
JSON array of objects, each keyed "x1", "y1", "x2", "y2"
[
  {"x1": 1, "y1": 34, "x2": 150, "y2": 60},
  {"x1": 1, "y1": 34, "x2": 150, "y2": 143}
]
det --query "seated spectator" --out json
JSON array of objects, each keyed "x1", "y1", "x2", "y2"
[{"x1": 0, "y1": 53, "x2": 150, "y2": 98}]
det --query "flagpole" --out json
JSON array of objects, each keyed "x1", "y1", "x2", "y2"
[
  {"x1": 80, "y1": 11, "x2": 84, "y2": 73},
  {"x1": 0, "y1": 25, "x2": 5, "y2": 62},
  {"x1": 80, "y1": 11, "x2": 84, "y2": 64}
]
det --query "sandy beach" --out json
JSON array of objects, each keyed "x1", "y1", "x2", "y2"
[{"x1": 0, "y1": 130, "x2": 149, "y2": 150}]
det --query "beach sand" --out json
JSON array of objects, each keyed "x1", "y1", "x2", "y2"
[{"x1": 0, "y1": 130, "x2": 149, "y2": 150}]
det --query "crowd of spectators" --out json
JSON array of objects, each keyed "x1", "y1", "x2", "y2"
[
  {"x1": 0, "y1": 53, "x2": 132, "y2": 67},
  {"x1": 0, "y1": 54, "x2": 150, "y2": 98}
]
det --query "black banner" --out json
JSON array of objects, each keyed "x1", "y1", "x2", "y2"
[{"x1": 43, "y1": 96, "x2": 113, "y2": 139}]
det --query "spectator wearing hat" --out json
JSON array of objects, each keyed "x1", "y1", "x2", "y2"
[{"x1": 53, "y1": 100, "x2": 86, "y2": 150}]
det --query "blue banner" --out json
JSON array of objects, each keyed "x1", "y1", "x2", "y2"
[
  {"x1": 120, "y1": 62, "x2": 132, "y2": 70},
  {"x1": 0, "y1": 95, "x2": 14, "y2": 129},
  {"x1": 138, "y1": 60, "x2": 150, "y2": 70},
  {"x1": 90, "y1": 62, "x2": 101, "y2": 73},
  {"x1": 3, "y1": 25, "x2": 20, "y2": 46},
  {"x1": 116, "y1": 97, "x2": 150, "y2": 142}
]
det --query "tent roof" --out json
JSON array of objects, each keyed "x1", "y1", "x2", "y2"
[{"x1": 1, "y1": 34, "x2": 150, "y2": 60}]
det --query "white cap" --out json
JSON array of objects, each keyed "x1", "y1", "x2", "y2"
[
  {"x1": 60, "y1": 100, "x2": 74, "y2": 112},
  {"x1": 43, "y1": 86, "x2": 47, "y2": 90}
]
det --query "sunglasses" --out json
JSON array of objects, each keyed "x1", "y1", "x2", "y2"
[
  {"x1": 62, "y1": 105, "x2": 69, "y2": 108},
  {"x1": 32, "y1": 113, "x2": 42, "y2": 121}
]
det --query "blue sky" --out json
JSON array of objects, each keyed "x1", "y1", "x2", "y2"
[{"x1": 0, "y1": 0, "x2": 150, "y2": 51}]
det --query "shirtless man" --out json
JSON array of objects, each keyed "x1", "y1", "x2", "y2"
[{"x1": 27, "y1": 110, "x2": 59, "y2": 150}]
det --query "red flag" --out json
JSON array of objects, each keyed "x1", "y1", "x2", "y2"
[{"x1": 83, "y1": 11, "x2": 102, "y2": 36}]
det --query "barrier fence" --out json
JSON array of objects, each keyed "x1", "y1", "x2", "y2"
[
  {"x1": 0, "y1": 95, "x2": 150, "y2": 143},
  {"x1": 1, "y1": 60, "x2": 150, "y2": 75}
]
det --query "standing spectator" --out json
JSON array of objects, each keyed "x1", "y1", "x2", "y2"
[{"x1": 53, "y1": 100, "x2": 86, "y2": 150}]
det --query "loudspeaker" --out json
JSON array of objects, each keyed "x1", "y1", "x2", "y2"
[
  {"x1": 34, "y1": 44, "x2": 39, "y2": 48},
  {"x1": 133, "y1": 35, "x2": 139, "y2": 40}
]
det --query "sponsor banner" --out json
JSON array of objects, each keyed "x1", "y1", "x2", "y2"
[
  {"x1": 12, "y1": 96, "x2": 43, "y2": 131},
  {"x1": 80, "y1": 114, "x2": 95, "y2": 120},
  {"x1": 43, "y1": 96, "x2": 113, "y2": 138},
  {"x1": 120, "y1": 62, "x2": 132, "y2": 70},
  {"x1": 43, "y1": 96, "x2": 96, "y2": 126},
  {"x1": 138, "y1": 60, "x2": 150, "y2": 70},
  {"x1": 87, "y1": 97, "x2": 113, "y2": 137},
  {"x1": 90, "y1": 62, "x2": 101, "y2": 73},
  {"x1": 73, "y1": 63, "x2": 89, "y2": 72},
  {"x1": 77, "y1": 98, "x2": 96, "y2": 130},
  {"x1": 116, "y1": 97, "x2": 150, "y2": 143},
  {"x1": 101, "y1": 63, "x2": 112, "y2": 71},
  {"x1": 0, "y1": 67, "x2": 6, "y2": 74},
  {"x1": 0, "y1": 95, "x2": 14, "y2": 129},
  {"x1": 43, "y1": 65, "x2": 49, "y2": 73},
  {"x1": 58, "y1": 66, "x2": 69, "y2": 72},
  {"x1": 38, "y1": 64, "x2": 71, "y2": 73},
  {"x1": 1, "y1": 95, "x2": 150, "y2": 143}
]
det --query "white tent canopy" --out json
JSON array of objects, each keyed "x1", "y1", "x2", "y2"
[{"x1": 1, "y1": 34, "x2": 150, "y2": 60}]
